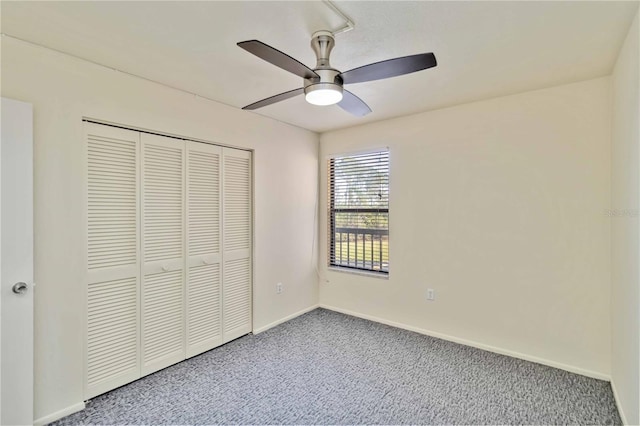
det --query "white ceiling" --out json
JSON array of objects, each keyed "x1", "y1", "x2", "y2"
[{"x1": 2, "y1": 1, "x2": 638, "y2": 133}]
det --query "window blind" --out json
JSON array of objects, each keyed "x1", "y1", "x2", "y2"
[{"x1": 328, "y1": 150, "x2": 389, "y2": 274}]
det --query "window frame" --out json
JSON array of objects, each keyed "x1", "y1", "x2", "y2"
[{"x1": 327, "y1": 149, "x2": 389, "y2": 276}]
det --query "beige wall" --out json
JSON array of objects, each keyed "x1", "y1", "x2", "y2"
[
  {"x1": 1, "y1": 37, "x2": 319, "y2": 422},
  {"x1": 320, "y1": 77, "x2": 612, "y2": 378},
  {"x1": 611, "y1": 10, "x2": 640, "y2": 426}
]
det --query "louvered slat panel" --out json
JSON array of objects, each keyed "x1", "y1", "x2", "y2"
[
  {"x1": 223, "y1": 155, "x2": 251, "y2": 252},
  {"x1": 187, "y1": 264, "x2": 221, "y2": 349},
  {"x1": 188, "y1": 149, "x2": 220, "y2": 256},
  {"x1": 222, "y1": 148, "x2": 252, "y2": 343},
  {"x1": 142, "y1": 270, "x2": 184, "y2": 371},
  {"x1": 143, "y1": 141, "x2": 183, "y2": 262},
  {"x1": 87, "y1": 132, "x2": 137, "y2": 270},
  {"x1": 87, "y1": 277, "x2": 138, "y2": 390},
  {"x1": 223, "y1": 258, "x2": 251, "y2": 333}
]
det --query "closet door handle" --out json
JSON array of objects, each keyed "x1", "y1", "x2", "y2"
[
  {"x1": 161, "y1": 265, "x2": 170, "y2": 272},
  {"x1": 202, "y1": 259, "x2": 210, "y2": 265}
]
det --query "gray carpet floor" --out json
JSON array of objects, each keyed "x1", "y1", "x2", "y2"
[{"x1": 54, "y1": 308, "x2": 621, "y2": 425}]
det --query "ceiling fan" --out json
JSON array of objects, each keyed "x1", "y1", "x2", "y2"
[{"x1": 238, "y1": 31, "x2": 437, "y2": 116}]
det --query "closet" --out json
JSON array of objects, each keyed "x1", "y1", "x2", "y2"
[{"x1": 85, "y1": 122, "x2": 252, "y2": 399}]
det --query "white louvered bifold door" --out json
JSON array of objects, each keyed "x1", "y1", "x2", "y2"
[
  {"x1": 85, "y1": 123, "x2": 140, "y2": 399},
  {"x1": 141, "y1": 133, "x2": 186, "y2": 375},
  {"x1": 86, "y1": 125, "x2": 253, "y2": 397},
  {"x1": 222, "y1": 148, "x2": 252, "y2": 343},
  {"x1": 185, "y1": 141, "x2": 223, "y2": 358}
]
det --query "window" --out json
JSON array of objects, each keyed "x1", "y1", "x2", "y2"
[{"x1": 328, "y1": 150, "x2": 389, "y2": 274}]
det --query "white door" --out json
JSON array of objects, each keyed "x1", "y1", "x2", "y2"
[
  {"x1": 185, "y1": 141, "x2": 222, "y2": 358},
  {"x1": 84, "y1": 123, "x2": 140, "y2": 399},
  {"x1": 140, "y1": 133, "x2": 185, "y2": 375},
  {"x1": 1, "y1": 98, "x2": 34, "y2": 425},
  {"x1": 222, "y1": 148, "x2": 252, "y2": 343}
]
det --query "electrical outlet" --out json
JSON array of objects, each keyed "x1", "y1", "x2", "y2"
[
  {"x1": 426, "y1": 288, "x2": 435, "y2": 301},
  {"x1": 276, "y1": 282, "x2": 283, "y2": 294}
]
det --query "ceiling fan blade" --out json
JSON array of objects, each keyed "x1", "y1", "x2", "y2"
[
  {"x1": 238, "y1": 40, "x2": 319, "y2": 80},
  {"x1": 338, "y1": 53, "x2": 437, "y2": 85},
  {"x1": 338, "y1": 90, "x2": 372, "y2": 117},
  {"x1": 242, "y1": 88, "x2": 305, "y2": 110}
]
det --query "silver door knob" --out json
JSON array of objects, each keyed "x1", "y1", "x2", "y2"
[{"x1": 12, "y1": 282, "x2": 28, "y2": 294}]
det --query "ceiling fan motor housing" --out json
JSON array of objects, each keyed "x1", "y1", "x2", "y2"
[{"x1": 304, "y1": 30, "x2": 343, "y2": 99}]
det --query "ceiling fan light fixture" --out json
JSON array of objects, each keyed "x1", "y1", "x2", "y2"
[{"x1": 304, "y1": 83, "x2": 343, "y2": 106}]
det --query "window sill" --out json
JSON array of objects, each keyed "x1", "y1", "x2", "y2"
[{"x1": 327, "y1": 266, "x2": 389, "y2": 280}]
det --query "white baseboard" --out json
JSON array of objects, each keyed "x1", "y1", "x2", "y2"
[
  {"x1": 610, "y1": 379, "x2": 629, "y2": 425},
  {"x1": 253, "y1": 304, "x2": 319, "y2": 334},
  {"x1": 34, "y1": 401, "x2": 85, "y2": 426},
  {"x1": 319, "y1": 304, "x2": 610, "y2": 381}
]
